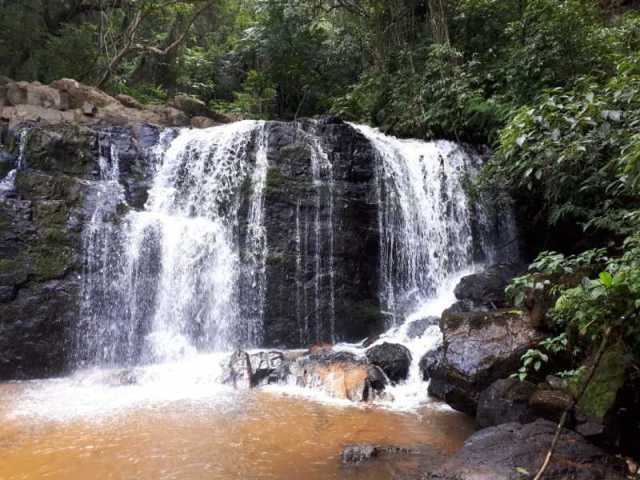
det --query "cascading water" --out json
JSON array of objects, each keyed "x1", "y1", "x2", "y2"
[
  {"x1": 351, "y1": 125, "x2": 518, "y2": 408},
  {"x1": 0, "y1": 129, "x2": 29, "y2": 195},
  {"x1": 293, "y1": 124, "x2": 337, "y2": 345},
  {"x1": 78, "y1": 121, "x2": 270, "y2": 367},
  {"x1": 354, "y1": 125, "x2": 500, "y2": 323}
]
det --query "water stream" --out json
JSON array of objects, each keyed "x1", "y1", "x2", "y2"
[{"x1": 0, "y1": 121, "x2": 518, "y2": 479}]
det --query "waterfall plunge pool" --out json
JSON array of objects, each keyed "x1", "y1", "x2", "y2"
[{"x1": 0, "y1": 361, "x2": 473, "y2": 480}]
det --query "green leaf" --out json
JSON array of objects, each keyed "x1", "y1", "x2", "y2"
[{"x1": 599, "y1": 271, "x2": 613, "y2": 289}]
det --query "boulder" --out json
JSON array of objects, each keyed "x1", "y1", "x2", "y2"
[
  {"x1": 115, "y1": 94, "x2": 143, "y2": 110},
  {"x1": 0, "y1": 78, "x2": 194, "y2": 129},
  {"x1": 221, "y1": 350, "x2": 297, "y2": 388},
  {"x1": 528, "y1": 387, "x2": 573, "y2": 421},
  {"x1": 453, "y1": 263, "x2": 524, "y2": 309},
  {"x1": 171, "y1": 94, "x2": 208, "y2": 117},
  {"x1": 476, "y1": 377, "x2": 537, "y2": 429},
  {"x1": 5, "y1": 81, "x2": 65, "y2": 110},
  {"x1": 222, "y1": 350, "x2": 253, "y2": 389},
  {"x1": 191, "y1": 115, "x2": 219, "y2": 129},
  {"x1": 50, "y1": 78, "x2": 116, "y2": 109},
  {"x1": 294, "y1": 350, "x2": 388, "y2": 401},
  {"x1": 428, "y1": 309, "x2": 543, "y2": 415},
  {"x1": 249, "y1": 350, "x2": 290, "y2": 386},
  {"x1": 419, "y1": 346, "x2": 443, "y2": 381},
  {"x1": 434, "y1": 419, "x2": 626, "y2": 480},
  {"x1": 406, "y1": 315, "x2": 439, "y2": 338},
  {"x1": 365, "y1": 342, "x2": 411, "y2": 383}
]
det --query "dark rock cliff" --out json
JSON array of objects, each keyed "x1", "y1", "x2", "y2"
[
  {"x1": 0, "y1": 118, "x2": 383, "y2": 379},
  {"x1": 261, "y1": 119, "x2": 382, "y2": 348},
  {"x1": 0, "y1": 123, "x2": 158, "y2": 379}
]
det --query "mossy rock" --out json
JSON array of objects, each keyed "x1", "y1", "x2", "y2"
[
  {"x1": 29, "y1": 244, "x2": 74, "y2": 281},
  {"x1": 570, "y1": 341, "x2": 631, "y2": 422},
  {"x1": 15, "y1": 170, "x2": 84, "y2": 205},
  {"x1": 33, "y1": 201, "x2": 69, "y2": 227},
  {"x1": 265, "y1": 167, "x2": 286, "y2": 193},
  {"x1": 0, "y1": 256, "x2": 29, "y2": 286},
  {"x1": 23, "y1": 124, "x2": 97, "y2": 177}
]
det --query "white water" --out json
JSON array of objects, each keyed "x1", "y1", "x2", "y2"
[
  {"x1": 353, "y1": 124, "x2": 487, "y2": 324},
  {"x1": 346, "y1": 125, "x2": 518, "y2": 410},
  {"x1": 0, "y1": 129, "x2": 29, "y2": 195},
  {"x1": 78, "y1": 121, "x2": 270, "y2": 366},
  {"x1": 3, "y1": 121, "x2": 518, "y2": 420},
  {"x1": 294, "y1": 125, "x2": 337, "y2": 344}
]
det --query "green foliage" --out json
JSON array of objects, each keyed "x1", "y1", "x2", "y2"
[
  {"x1": 484, "y1": 18, "x2": 640, "y2": 232},
  {"x1": 214, "y1": 70, "x2": 277, "y2": 118},
  {"x1": 512, "y1": 347, "x2": 550, "y2": 381},
  {"x1": 552, "y1": 236, "x2": 640, "y2": 353},
  {"x1": 509, "y1": 235, "x2": 640, "y2": 382},
  {"x1": 112, "y1": 83, "x2": 169, "y2": 105}
]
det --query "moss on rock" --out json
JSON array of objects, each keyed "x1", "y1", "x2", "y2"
[
  {"x1": 571, "y1": 341, "x2": 631, "y2": 421},
  {"x1": 23, "y1": 124, "x2": 97, "y2": 177}
]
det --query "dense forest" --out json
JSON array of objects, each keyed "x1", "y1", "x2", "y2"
[{"x1": 1, "y1": 1, "x2": 640, "y2": 475}]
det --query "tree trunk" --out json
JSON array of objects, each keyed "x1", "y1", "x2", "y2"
[{"x1": 428, "y1": 0, "x2": 450, "y2": 45}]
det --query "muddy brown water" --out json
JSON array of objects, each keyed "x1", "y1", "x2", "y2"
[{"x1": 0, "y1": 381, "x2": 473, "y2": 480}]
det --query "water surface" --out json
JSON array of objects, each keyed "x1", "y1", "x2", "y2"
[{"x1": 0, "y1": 375, "x2": 473, "y2": 480}]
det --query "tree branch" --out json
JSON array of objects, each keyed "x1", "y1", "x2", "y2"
[
  {"x1": 532, "y1": 326, "x2": 612, "y2": 480},
  {"x1": 95, "y1": 0, "x2": 213, "y2": 88}
]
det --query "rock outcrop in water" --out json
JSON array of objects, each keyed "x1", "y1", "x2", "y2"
[
  {"x1": 365, "y1": 342, "x2": 411, "y2": 383},
  {"x1": 428, "y1": 308, "x2": 543, "y2": 415},
  {"x1": 222, "y1": 347, "x2": 389, "y2": 402}
]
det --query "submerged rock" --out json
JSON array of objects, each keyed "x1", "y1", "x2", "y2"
[
  {"x1": 419, "y1": 347, "x2": 443, "y2": 382},
  {"x1": 341, "y1": 444, "x2": 415, "y2": 464},
  {"x1": 434, "y1": 419, "x2": 626, "y2": 480},
  {"x1": 428, "y1": 309, "x2": 543, "y2": 415},
  {"x1": 365, "y1": 342, "x2": 411, "y2": 383},
  {"x1": 406, "y1": 316, "x2": 439, "y2": 339}
]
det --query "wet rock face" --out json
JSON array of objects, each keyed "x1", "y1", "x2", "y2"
[
  {"x1": 428, "y1": 309, "x2": 543, "y2": 415},
  {"x1": 261, "y1": 120, "x2": 383, "y2": 348},
  {"x1": 453, "y1": 263, "x2": 524, "y2": 310},
  {"x1": 435, "y1": 419, "x2": 627, "y2": 480},
  {"x1": 0, "y1": 118, "x2": 384, "y2": 379},
  {"x1": 0, "y1": 124, "x2": 157, "y2": 380},
  {"x1": 365, "y1": 342, "x2": 411, "y2": 383},
  {"x1": 476, "y1": 378, "x2": 537, "y2": 429}
]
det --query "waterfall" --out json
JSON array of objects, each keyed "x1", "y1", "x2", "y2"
[
  {"x1": 351, "y1": 125, "x2": 518, "y2": 408},
  {"x1": 293, "y1": 124, "x2": 337, "y2": 345},
  {"x1": 77, "y1": 121, "x2": 270, "y2": 367},
  {"x1": 353, "y1": 125, "x2": 515, "y2": 325},
  {"x1": 0, "y1": 129, "x2": 29, "y2": 195}
]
